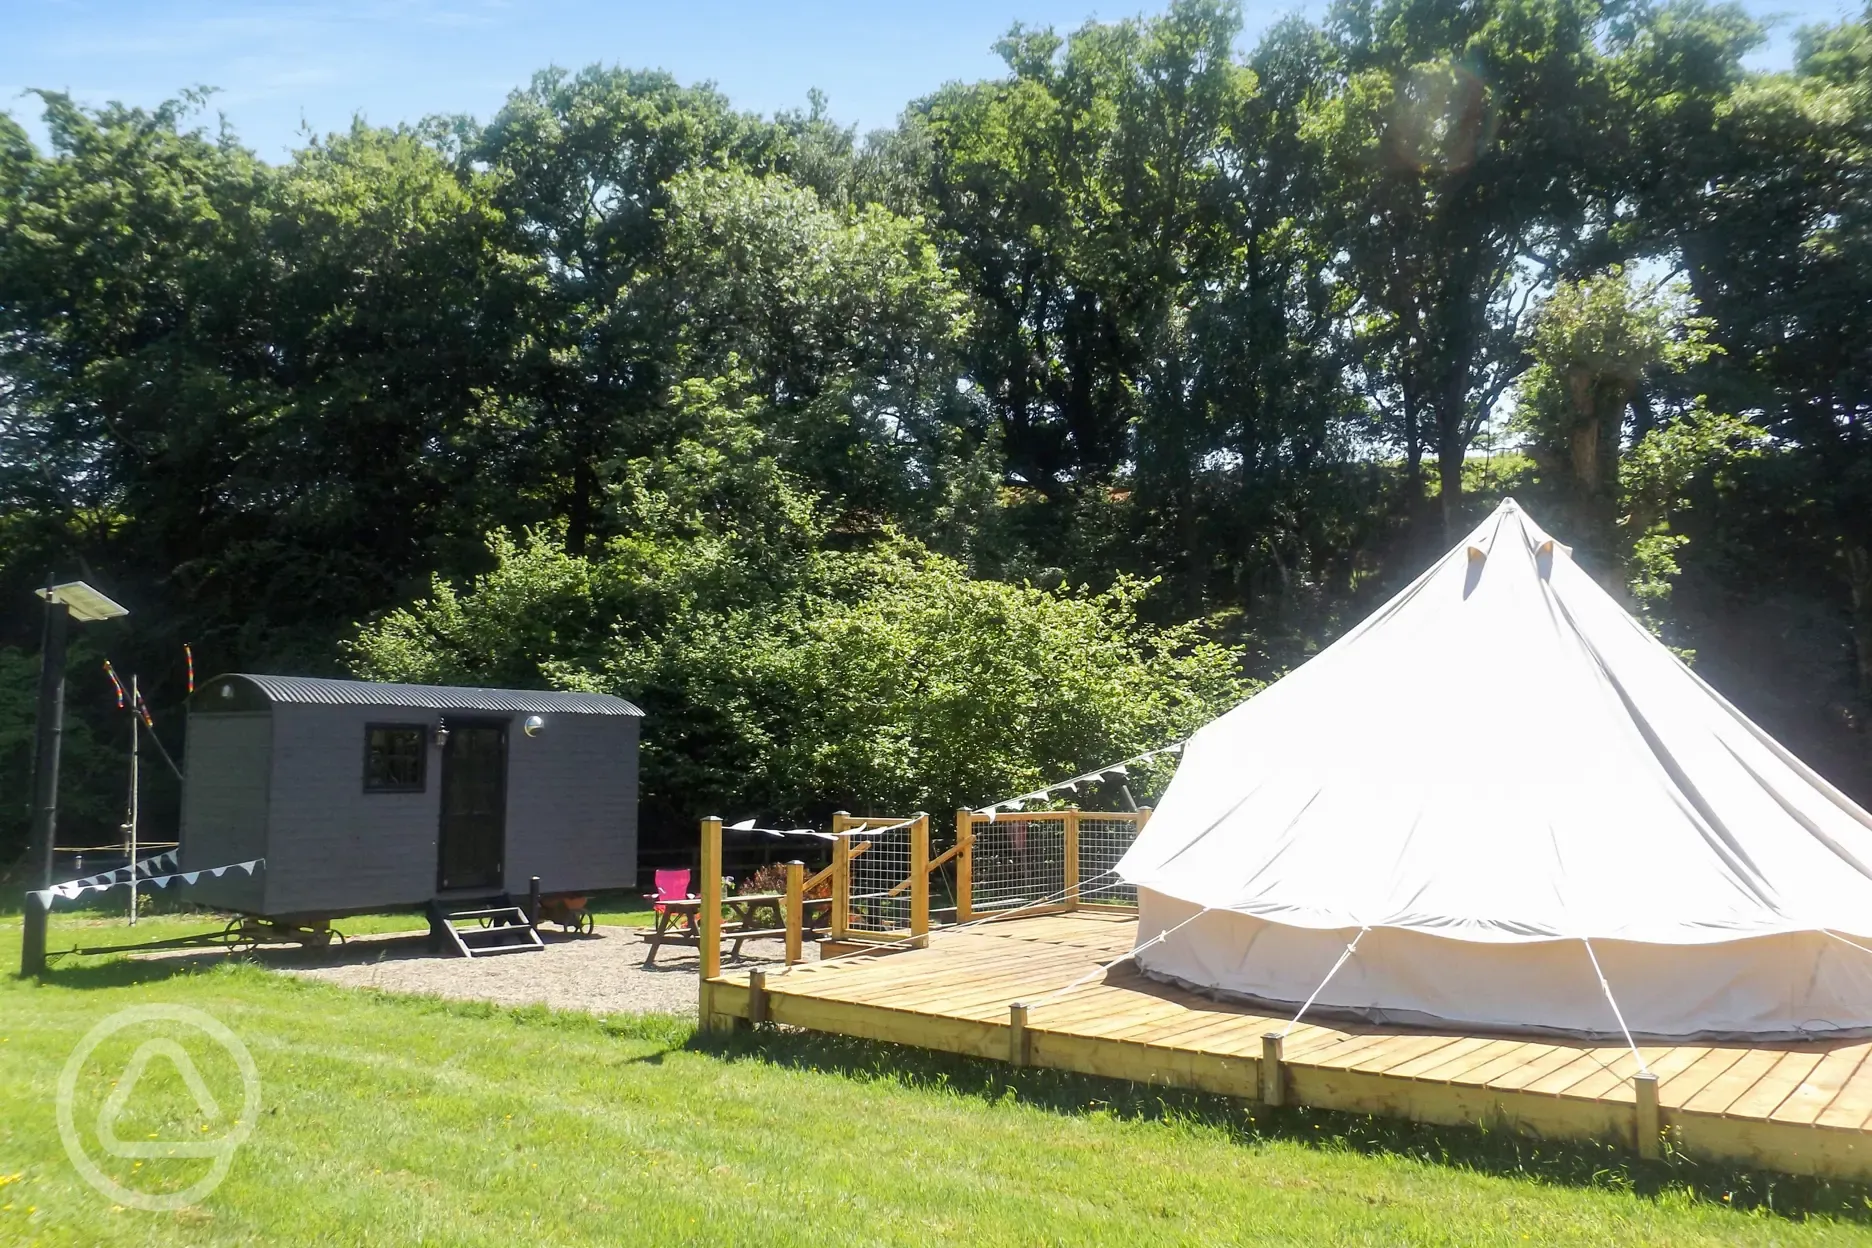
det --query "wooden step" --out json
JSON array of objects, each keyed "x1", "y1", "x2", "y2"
[{"x1": 427, "y1": 898, "x2": 544, "y2": 958}]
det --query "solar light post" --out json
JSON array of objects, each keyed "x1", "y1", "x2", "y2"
[{"x1": 19, "y1": 581, "x2": 128, "y2": 976}]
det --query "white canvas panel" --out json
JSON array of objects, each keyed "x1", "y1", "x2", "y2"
[
  {"x1": 1137, "y1": 889, "x2": 1872, "y2": 1039},
  {"x1": 1119, "y1": 501, "x2": 1872, "y2": 1036}
]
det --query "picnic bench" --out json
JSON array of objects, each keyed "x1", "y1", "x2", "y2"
[{"x1": 641, "y1": 892, "x2": 831, "y2": 965}]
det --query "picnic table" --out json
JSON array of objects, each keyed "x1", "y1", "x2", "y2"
[{"x1": 641, "y1": 892, "x2": 831, "y2": 965}]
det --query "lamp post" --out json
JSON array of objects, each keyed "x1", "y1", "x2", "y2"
[{"x1": 19, "y1": 580, "x2": 128, "y2": 976}]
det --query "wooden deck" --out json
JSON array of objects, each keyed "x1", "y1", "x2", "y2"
[{"x1": 702, "y1": 910, "x2": 1872, "y2": 1181}]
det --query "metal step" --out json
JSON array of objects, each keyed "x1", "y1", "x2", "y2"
[{"x1": 426, "y1": 898, "x2": 543, "y2": 958}]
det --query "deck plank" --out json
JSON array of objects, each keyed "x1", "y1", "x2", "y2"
[
  {"x1": 1526, "y1": 1057, "x2": 1619, "y2": 1102},
  {"x1": 1658, "y1": 1048, "x2": 1756, "y2": 1110},
  {"x1": 1413, "y1": 1039, "x2": 1535, "y2": 1086},
  {"x1": 850, "y1": 948, "x2": 1087, "y2": 1010},
  {"x1": 1721, "y1": 1051, "x2": 1825, "y2": 1122},
  {"x1": 801, "y1": 943, "x2": 1013, "y2": 989},
  {"x1": 706, "y1": 911, "x2": 1872, "y2": 1181},
  {"x1": 1815, "y1": 1053, "x2": 1872, "y2": 1130},
  {"x1": 1279, "y1": 1021, "x2": 1358, "y2": 1055},
  {"x1": 1478, "y1": 1043, "x2": 1595, "y2": 1092},
  {"x1": 1772, "y1": 1047, "x2": 1871, "y2": 1125},
  {"x1": 1034, "y1": 993, "x2": 1194, "y2": 1037},
  {"x1": 1385, "y1": 1036, "x2": 1499, "y2": 1081},
  {"x1": 1279, "y1": 1030, "x2": 1401, "y2": 1068},
  {"x1": 1682, "y1": 1049, "x2": 1786, "y2": 1116},
  {"x1": 1117, "y1": 1009, "x2": 1282, "y2": 1050},
  {"x1": 1345, "y1": 1034, "x2": 1470, "y2": 1075},
  {"x1": 1561, "y1": 1048, "x2": 1656, "y2": 1103}
]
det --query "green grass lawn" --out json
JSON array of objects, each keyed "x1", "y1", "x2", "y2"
[{"x1": 4, "y1": 915, "x2": 1872, "y2": 1246}]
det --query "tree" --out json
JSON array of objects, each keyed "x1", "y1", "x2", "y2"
[
  {"x1": 1136, "y1": 17, "x2": 1367, "y2": 620},
  {"x1": 1512, "y1": 269, "x2": 1716, "y2": 543},
  {"x1": 1511, "y1": 268, "x2": 1760, "y2": 633},
  {"x1": 350, "y1": 382, "x2": 1247, "y2": 837},
  {"x1": 651, "y1": 168, "x2": 989, "y2": 545},
  {"x1": 916, "y1": 1, "x2": 1372, "y2": 620},
  {"x1": 0, "y1": 98, "x2": 528, "y2": 670},
  {"x1": 464, "y1": 67, "x2": 764, "y2": 556},
  {"x1": 1667, "y1": 9, "x2": 1872, "y2": 694},
  {"x1": 1618, "y1": 402, "x2": 1763, "y2": 631},
  {"x1": 1315, "y1": 0, "x2": 1617, "y2": 536},
  {"x1": 353, "y1": 531, "x2": 1248, "y2": 838},
  {"x1": 917, "y1": 1, "x2": 1249, "y2": 502}
]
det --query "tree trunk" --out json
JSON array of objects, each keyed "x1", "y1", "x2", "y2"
[
  {"x1": 1628, "y1": 386, "x2": 1656, "y2": 445},
  {"x1": 1437, "y1": 440, "x2": 1465, "y2": 540},
  {"x1": 1569, "y1": 417, "x2": 1602, "y2": 497},
  {"x1": 1180, "y1": 460, "x2": 1202, "y2": 616},
  {"x1": 566, "y1": 457, "x2": 595, "y2": 557},
  {"x1": 1848, "y1": 544, "x2": 1872, "y2": 702},
  {"x1": 1435, "y1": 362, "x2": 1473, "y2": 540}
]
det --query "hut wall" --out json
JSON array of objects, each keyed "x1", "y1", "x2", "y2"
[
  {"x1": 265, "y1": 705, "x2": 442, "y2": 915},
  {"x1": 503, "y1": 714, "x2": 638, "y2": 896},
  {"x1": 177, "y1": 711, "x2": 271, "y2": 913}
]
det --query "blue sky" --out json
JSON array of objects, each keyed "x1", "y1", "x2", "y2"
[{"x1": 3, "y1": 0, "x2": 1862, "y2": 160}]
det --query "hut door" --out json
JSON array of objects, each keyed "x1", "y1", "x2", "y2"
[{"x1": 437, "y1": 721, "x2": 507, "y2": 891}]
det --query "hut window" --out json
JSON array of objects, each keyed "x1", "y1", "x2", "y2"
[{"x1": 364, "y1": 724, "x2": 426, "y2": 792}]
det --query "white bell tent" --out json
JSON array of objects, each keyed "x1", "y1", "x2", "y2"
[{"x1": 1116, "y1": 499, "x2": 1872, "y2": 1039}]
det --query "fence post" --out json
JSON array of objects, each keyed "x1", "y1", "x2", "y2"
[
  {"x1": 954, "y1": 809, "x2": 973, "y2": 923},
  {"x1": 1008, "y1": 1002, "x2": 1031, "y2": 1067},
  {"x1": 784, "y1": 860, "x2": 805, "y2": 965},
  {"x1": 1136, "y1": 805, "x2": 1153, "y2": 832},
  {"x1": 830, "y1": 815, "x2": 851, "y2": 941},
  {"x1": 700, "y1": 816, "x2": 723, "y2": 983},
  {"x1": 1063, "y1": 808, "x2": 1081, "y2": 910},
  {"x1": 1634, "y1": 1072, "x2": 1662, "y2": 1159},
  {"x1": 748, "y1": 968, "x2": 769, "y2": 1025},
  {"x1": 910, "y1": 812, "x2": 930, "y2": 947},
  {"x1": 1260, "y1": 1032, "x2": 1285, "y2": 1106},
  {"x1": 19, "y1": 891, "x2": 47, "y2": 977}
]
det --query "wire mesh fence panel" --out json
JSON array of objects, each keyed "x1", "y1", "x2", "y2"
[
  {"x1": 845, "y1": 820, "x2": 913, "y2": 933},
  {"x1": 969, "y1": 815, "x2": 1067, "y2": 914},
  {"x1": 1077, "y1": 816, "x2": 1140, "y2": 905},
  {"x1": 927, "y1": 841, "x2": 960, "y2": 926}
]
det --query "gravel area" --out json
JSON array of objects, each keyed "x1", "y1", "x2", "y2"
[{"x1": 153, "y1": 923, "x2": 802, "y2": 1017}]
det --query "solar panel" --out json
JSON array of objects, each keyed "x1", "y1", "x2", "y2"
[{"x1": 36, "y1": 581, "x2": 129, "y2": 622}]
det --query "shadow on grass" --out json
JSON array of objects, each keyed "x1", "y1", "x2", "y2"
[
  {"x1": 691, "y1": 1024, "x2": 1872, "y2": 1226},
  {"x1": 24, "y1": 951, "x2": 211, "y2": 990}
]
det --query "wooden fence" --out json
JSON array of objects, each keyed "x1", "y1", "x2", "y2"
[
  {"x1": 696, "y1": 806, "x2": 1151, "y2": 978},
  {"x1": 956, "y1": 807, "x2": 1150, "y2": 922}
]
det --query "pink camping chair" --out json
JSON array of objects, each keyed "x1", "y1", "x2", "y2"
[
  {"x1": 641, "y1": 868, "x2": 700, "y2": 965},
  {"x1": 646, "y1": 868, "x2": 695, "y2": 914}
]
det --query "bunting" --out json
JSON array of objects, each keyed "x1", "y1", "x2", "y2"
[
  {"x1": 724, "y1": 815, "x2": 921, "y2": 841},
  {"x1": 726, "y1": 819, "x2": 832, "y2": 841},
  {"x1": 832, "y1": 816, "x2": 919, "y2": 840},
  {"x1": 51, "y1": 850, "x2": 180, "y2": 895},
  {"x1": 973, "y1": 740, "x2": 1187, "y2": 820},
  {"x1": 30, "y1": 857, "x2": 264, "y2": 910},
  {"x1": 722, "y1": 745, "x2": 1189, "y2": 844}
]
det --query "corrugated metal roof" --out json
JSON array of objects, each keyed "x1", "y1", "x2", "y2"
[{"x1": 223, "y1": 674, "x2": 642, "y2": 716}]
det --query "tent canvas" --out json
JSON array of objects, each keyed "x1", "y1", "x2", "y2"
[{"x1": 1116, "y1": 500, "x2": 1872, "y2": 1039}]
